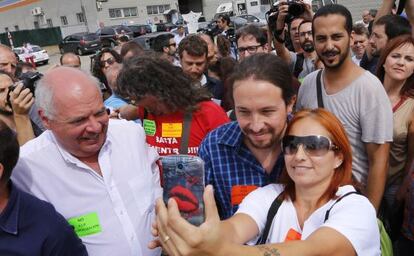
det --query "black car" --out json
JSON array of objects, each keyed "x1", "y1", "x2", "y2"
[
  {"x1": 96, "y1": 25, "x2": 134, "y2": 48},
  {"x1": 155, "y1": 23, "x2": 177, "y2": 32},
  {"x1": 128, "y1": 24, "x2": 152, "y2": 37},
  {"x1": 132, "y1": 32, "x2": 170, "y2": 50},
  {"x1": 59, "y1": 32, "x2": 102, "y2": 55}
]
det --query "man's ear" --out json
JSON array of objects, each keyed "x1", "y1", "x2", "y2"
[
  {"x1": 38, "y1": 109, "x2": 51, "y2": 130},
  {"x1": 263, "y1": 43, "x2": 270, "y2": 52},
  {"x1": 0, "y1": 163, "x2": 4, "y2": 182},
  {"x1": 162, "y1": 46, "x2": 169, "y2": 54},
  {"x1": 350, "y1": 31, "x2": 355, "y2": 47},
  {"x1": 287, "y1": 95, "x2": 297, "y2": 114}
]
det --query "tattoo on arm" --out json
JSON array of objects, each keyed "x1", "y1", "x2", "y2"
[{"x1": 257, "y1": 245, "x2": 281, "y2": 256}]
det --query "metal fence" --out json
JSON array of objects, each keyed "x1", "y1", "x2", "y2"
[{"x1": 0, "y1": 27, "x2": 62, "y2": 48}]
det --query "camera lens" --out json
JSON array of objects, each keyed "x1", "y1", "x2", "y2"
[
  {"x1": 177, "y1": 163, "x2": 184, "y2": 169},
  {"x1": 288, "y1": 3, "x2": 305, "y2": 17}
]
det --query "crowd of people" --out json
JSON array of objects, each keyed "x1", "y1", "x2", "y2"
[{"x1": 0, "y1": 0, "x2": 413, "y2": 255}]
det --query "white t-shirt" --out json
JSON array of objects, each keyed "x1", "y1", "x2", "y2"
[
  {"x1": 352, "y1": 55, "x2": 362, "y2": 66},
  {"x1": 174, "y1": 33, "x2": 185, "y2": 46},
  {"x1": 296, "y1": 70, "x2": 393, "y2": 184},
  {"x1": 237, "y1": 184, "x2": 380, "y2": 256},
  {"x1": 12, "y1": 119, "x2": 162, "y2": 256}
]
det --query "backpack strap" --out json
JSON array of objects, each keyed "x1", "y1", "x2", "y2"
[
  {"x1": 324, "y1": 191, "x2": 358, "y2": 222},
  {"x1": 316, "y1": 69, "x2": 324, "y2": 108},
  {"x1": 256, "y1": 193, "x2": 284, "y2": 245},
  {"x1": 293, "y1": 53, "x2": 304, "y2": 78},
  {"x1": 179, "y1": 111, "x2": 193, "y2": 154},
  {"x1": 143, "y1": 108, "x2": 148, "y2": 120}
]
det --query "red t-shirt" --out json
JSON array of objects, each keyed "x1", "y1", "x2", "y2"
[{"x1": 138, "y1": 101, "x2": 230, "y2": 156}]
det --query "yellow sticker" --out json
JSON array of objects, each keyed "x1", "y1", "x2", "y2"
[{"x1": 162, "y1": 123, "x2": 182, "y2": 138}]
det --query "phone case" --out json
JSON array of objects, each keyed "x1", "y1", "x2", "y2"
[{"x1": 161, "y1": 155, "x2": 205, "y2": 226}]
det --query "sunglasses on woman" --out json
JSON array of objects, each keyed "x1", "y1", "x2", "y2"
[
  {"x1": 282, "y1": 135, "x2": 339, "y2": 157},
  {"x1": 99, "y1": 57, "x2": 116, "y2": 68}
]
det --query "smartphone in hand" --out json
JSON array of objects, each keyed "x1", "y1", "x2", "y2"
[{"x1": 160, "y1": 155, "x2": 205, "y2": 226}]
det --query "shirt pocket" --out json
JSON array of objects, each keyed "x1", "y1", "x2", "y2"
[{"x1": 128, "y1": 176, "x2": 155, "y2": 215}]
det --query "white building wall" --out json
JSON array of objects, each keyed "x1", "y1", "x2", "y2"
[
  {"x1": 0, "y1": 0, "x2": 98, "y2": 37},
  {"x1": 95, "y1": 0, "x2": 178, "y2": 27},
  {"x1": 337, "y1": 0, "x2": 382, "y2": 24},
  {"x1": 0, "y1": 0, "x2": 384, "y2": 39}
]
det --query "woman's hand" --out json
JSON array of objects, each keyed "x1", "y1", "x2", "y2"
[
  {"x1": 150, "y1": 185, "x2": 226, "y2": 256},
  {"x1": 10, "y1": 82, "x2": 34, "y2": 116}
]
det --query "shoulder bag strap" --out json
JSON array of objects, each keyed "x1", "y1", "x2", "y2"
[
  {"x1": 316, "y1": 69, "x2": 324, "y2": 108},
  {"x1": 324, "y1": 191, "x2": 358, "y2": 222},
  {"x1": 293, "y1": 53, "x2": 304, "y2": 78},
  {"x1": 256, "y1": 193, "x2": 284, "y2": 245},
  {"x1": 143, "y1": 108, "x2": 148, "y2": 120},
  {"x1": 179, "y1": 111, "x2": 193, "y2": 154}
]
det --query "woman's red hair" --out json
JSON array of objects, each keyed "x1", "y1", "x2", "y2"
[{"x1": 279, "y1": 108, "x2": 353, "y2": 204}]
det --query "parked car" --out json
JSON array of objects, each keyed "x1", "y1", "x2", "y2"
[
  {"x1": 13, "y1": 45, "x2": 49, "y2": 65},
  {"x1": 58, "y1": 32, "x2": 102, "y2": 55},
  {"x1": 132, "y1": 32, "x2": 170, "y2": 50},
  {"x1": 230, "y1": 16, "x2": 249, "y2": 30},
  {"x1": 128, "y1": 24, "x2": 152, "y2": 37},
  {"x1": 155, "y1": 22, "x2": 177, "y2": 32},
  {"x1": 96, "y1": 25, "x2": 134, "y2": 48},
  {"x1": 237, "y1": 14, "x2": 267, "y2": 26}
]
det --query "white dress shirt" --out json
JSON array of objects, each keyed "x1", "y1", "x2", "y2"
[{"x1": 12, "y1": 119, "x2": 162, "y2": 256}]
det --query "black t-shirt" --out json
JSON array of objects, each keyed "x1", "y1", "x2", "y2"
[{"x1": 360, "y1": 53, "x2": 379, "y2": 76}]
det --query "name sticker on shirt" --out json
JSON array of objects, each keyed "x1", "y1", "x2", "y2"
[
  {"x1": 143, "y1": 119, "x2": 156, "y2": 136},
  {"x1": 67, "y1": 212, "x2": 102, "y2": 237},
  {"x1": 162, "y1": 123, "x2": 182, "y2": 138},
  {"x1": 231, "y1": 185, "x2": 258, "y2": 206}
]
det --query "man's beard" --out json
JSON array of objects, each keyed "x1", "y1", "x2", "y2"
[
  {"x1": 301, "y1": 41, "x2": 314, "y2": 53},
  {"x1": 0, "y1": 106, "x2": 13, "y2": 116},
  {"x1": 242, "y1": 127, "x2": 278, "y2": 150},
  {"x1": 371, "y1": 48, "x2": 381, "y2": 57},
  {"x1": 319, "y1": 46, "x2": 349, "y2": 70}
]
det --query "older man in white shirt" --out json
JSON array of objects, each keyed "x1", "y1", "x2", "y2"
[{"x1": 12, "y1": 67, "x2": 162, "y2": 256}]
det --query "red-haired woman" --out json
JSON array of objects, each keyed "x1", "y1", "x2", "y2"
[
  {"x1": 377, "y1": 35, "x2": 414, "y2": 255},
  {"x1": 152, "y1": 108, "x2": 380, "y2": 256}
]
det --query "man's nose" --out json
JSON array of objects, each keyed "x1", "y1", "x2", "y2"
[
  {"x1": 250, "y1": 114, "x2": 265, "y2": 133},
  {"x1": 86, "y1": 116, "x2": 103, "y2": 133}
]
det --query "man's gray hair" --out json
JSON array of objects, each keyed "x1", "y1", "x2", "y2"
[{"x1": 35, "y1": 69, "x2": 102, "y2": 119}]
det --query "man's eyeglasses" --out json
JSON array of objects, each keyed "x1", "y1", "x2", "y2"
[
  {"x1": 238, "y1": 44, "x2": 264, "y2": 54},
  {"x1": 282, "y1": 135, "x2": 339, "y2": 157},
  {"x1": 99, "y1": 57, "x2": 116, "y2": 68}
]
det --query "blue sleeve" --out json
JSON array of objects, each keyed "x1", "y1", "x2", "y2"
[
  {"x1": 198, "y1": 136, "x2": 213, "y2": 186},
  {"x1": 42, "y1": 210, "x2": 88, "y2": 256}
]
